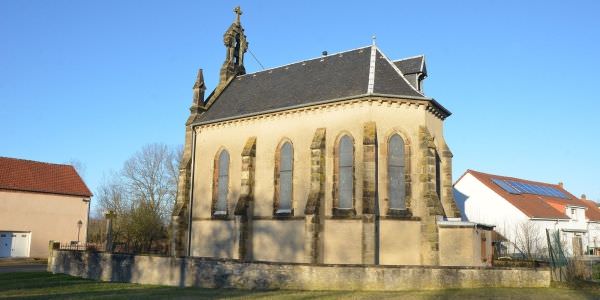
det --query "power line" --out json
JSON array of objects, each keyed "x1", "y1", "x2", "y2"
[{"x1": 248, "y1": 48, "x2": 265, "y2": 70}]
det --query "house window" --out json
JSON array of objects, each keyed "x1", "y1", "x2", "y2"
[
  {"x1": 213, "y1": 150, "x2": 230, "y2": 215},
  {"x1": 275, "y1": 141, "x2": 293, "y2": 214},
  {"x1": 388, "y1": 134, "x2": 406, "y2": 210},
  {"x1": 571, "y1": 208, "x2": 577, "y2": 221},
  {"x1": 337, "y1": 135, "x2": 354, "y2": 209}
]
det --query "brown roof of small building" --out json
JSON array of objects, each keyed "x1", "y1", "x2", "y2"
[
  {"x1": 581, "y1": 199, "x2": 600, "y2": 222},
  {"x1": 0, "y1": 157, "x2": 92, "y2": 197},
  {"x1": 464, "y1": 170, "x2": 590, "y2": 220}
]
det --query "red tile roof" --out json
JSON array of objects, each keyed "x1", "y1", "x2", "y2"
[
  {"x1": 464, "y1": 170, "x2": 590, "y2": 220},
  {"x1": 581, "y1": 199, "x2": 600, "y2": 222},
  {"x1": 0, "y1": 157, "x2": 92, "y2": 197}
]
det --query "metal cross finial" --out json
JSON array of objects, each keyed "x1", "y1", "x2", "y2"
[{"x1": 234, "y1": 6, "x2": 243, "y2": 23}]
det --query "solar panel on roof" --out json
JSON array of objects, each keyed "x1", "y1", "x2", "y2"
[
  {"x1": 531, "y1": 185, "x2": 544, "y2": 195},
  {"x1": 544, "y1": 187, "x2": 555, "y2": 196},
  {"x1": 522, "y1": 183, "x2": 537, "y2": 194},
  {"x1": 492, "y1": 179, "x2": 569, "y2": 199},
  {"x1": 548, "y1": 187, "x2": 568, "y2": 198},
  {"x1": 510, "y1": 181, "x2": 527, "y2": 193},
  {"x1": 492, "y1": 178, "x2": 521, "y2": 194},
  {"x1": 537, "y1": 186, "x2": 551, "y2": 197},
  {"x1": 538, "y1": 186, "x2": 548, "y2": 194},
  {"x1": 526, "y1": 185, "x2": 542, "y2": 195}
]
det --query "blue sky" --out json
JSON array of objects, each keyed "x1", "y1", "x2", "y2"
[{"x1": 1, "y1": 1, "x2": 599, "y2": 207}]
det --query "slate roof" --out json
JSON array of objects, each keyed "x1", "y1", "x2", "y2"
[
  {"x1": 196, "y1": 46, "x2": 435, "y2": 124},
  {"x1": 393, "y1": 55, "x2": 426, "y2": 75},
  {"x1": 464, "y1": 170, "x2": 595, "y2": 220},
  {"x1": 0, "y1": 157, "x2": 92, "y2": 197}
]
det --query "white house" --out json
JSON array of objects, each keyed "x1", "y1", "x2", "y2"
[{"x1": 454, "y1": 170, "x2": 600, "y2": 257}]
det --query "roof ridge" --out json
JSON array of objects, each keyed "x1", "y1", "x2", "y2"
[
  {"x1": 468, "y1": 169, "x2": 563, "y2": 188},
  {"x1": 0, "y1": 156, "x2": 74, "y2": 168},
  {"x1": 367, "y1": 45, "x2": 376, "y2": 94},
  {"x1": 374, "y1": 46, "x2": 425, "y2": 97},
  {"x1": 238, "y1": 45, "x2": 372, "y2": 78}
]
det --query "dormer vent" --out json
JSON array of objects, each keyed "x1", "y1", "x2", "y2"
[{"x1": 393, "y1": 55, "x2": 427, "y2": 93}]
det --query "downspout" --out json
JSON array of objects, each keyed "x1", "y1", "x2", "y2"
[{"x1": 186, "y1": 127, "x2": 197, "y2": 257}]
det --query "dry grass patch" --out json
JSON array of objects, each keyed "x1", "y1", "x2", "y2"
[{"x1": 0, "y1": 272, "x2": 599, "y2": 299}]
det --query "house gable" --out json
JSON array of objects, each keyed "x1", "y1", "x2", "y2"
[{"x1": 454, "y1": 172, "x2": 529, "y2": 226}]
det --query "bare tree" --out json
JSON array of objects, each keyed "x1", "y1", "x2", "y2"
[
  {"x1": 514, "y1": 221, "x2": 543, "y2": 260},
  {"x1": 122, "y1": 143, "x2": 179, "y2": 222},
  {"x1": 95, "y1": 174, "x2": 130, "y2": 247},
  {"x1": 94, "y1": 143, "x2": 181, "y2": 253},
  {"x1": 96, "y1": 174, "x2": 127, "y2": 214},
  {"x1": 166, "y1": 145, "x2": 183, "y2": 216},
  {"x1": 86, "y1": 218, "x2": 106, "y2": 245}
]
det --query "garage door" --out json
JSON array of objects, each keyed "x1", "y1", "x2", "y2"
[{"x1": 0, "y1": 232, "x2": 31, "y2": 258}]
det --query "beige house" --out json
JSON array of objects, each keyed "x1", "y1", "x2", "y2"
[
  {"x1": 171, "y1": 8, "x2": 492, "y2": 267},
  {"x1": 0, "y1": 157, "x2": 91, "y2": 258}
]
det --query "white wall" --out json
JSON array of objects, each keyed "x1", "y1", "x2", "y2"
[
  {"x1": 454, "y1": 173, "x2": 598, "y2": 257},
  {"x1": 454, "y1": 173, "x2": 529, "y2": 244},
  {"x1": 587, "y1": 222, "x2": 600, "y2": 253}
]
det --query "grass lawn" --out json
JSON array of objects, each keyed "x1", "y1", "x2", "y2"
[
  {"x1": 0, "y1": 272, "x2": 599, "y2": 300},
  {"x1": 0, "y1": 259, "x2": 47, "y2": 266}
]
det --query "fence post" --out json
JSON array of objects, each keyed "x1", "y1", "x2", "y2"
[
  {"x1": 545, "y1": 229, "x2": 556, "y2": 280},
  {"x1": 47, "y1": 240, "x2": 60, "y2": 273},
  {"x1": 105, "y1": 210, "x2": 116, "y2": 252}
]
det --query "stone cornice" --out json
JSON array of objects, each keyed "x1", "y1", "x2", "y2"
[{"x1": 193, "y1": 95, "x2": 450, "y2": 130}]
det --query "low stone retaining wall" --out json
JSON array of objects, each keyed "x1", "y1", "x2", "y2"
[{"x1": 48, "y1": 250, "x2": 551, "y2": 290}]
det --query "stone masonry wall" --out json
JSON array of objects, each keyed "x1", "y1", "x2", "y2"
[{"x1": 49, "y1": 250, "x2": 551, "y2": 291}]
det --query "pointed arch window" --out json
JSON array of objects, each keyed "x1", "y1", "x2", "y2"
[
  {"x1": 213, "y1": 150, "x2": 230, "y2": 216},
  {"x1": 275, "y1": 141, "x2": 293, "y2": 215},
  {"x1": 337, "y1": 135, "x2": 354, "y2": 210},
  {"x1": 388, "y1": 134, "x2": 406, "y2": 210}
]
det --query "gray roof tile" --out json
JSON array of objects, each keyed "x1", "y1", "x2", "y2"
[
  {"x1": 394, "y1": 56, "x2": 426, "y2": 75},
  {"x1": 197, "y1": 46, "x2": 430, "y2": 124},
  {"x1": 374, "y1": 50, "x2": 423, "y2": 97}
]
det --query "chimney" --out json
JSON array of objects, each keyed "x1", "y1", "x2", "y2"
[
  {"x1": 581, "y1": 194, "x2": 587, "y2": 200},
  {"x1": 558, "y1": 182, "x2": 563, "y2": 188}
]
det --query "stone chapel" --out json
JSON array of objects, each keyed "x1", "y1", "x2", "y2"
[{"x1": 171, "y1": 7, "x2": 493, "y2": 267}]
